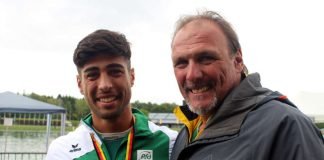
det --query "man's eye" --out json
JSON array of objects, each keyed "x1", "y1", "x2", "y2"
[
  {"x1": 109, "y1": 69, "x2": 123, "y2": 76},
  {"x1": 199, "y1": 56, "x2": 215, "y2": 65},
  {"x1": 174, "y1": 60, "x2": 188, "y2": 69},
  {"x1": 86, "y1": 72, "x2": 99, "y2": 80}
]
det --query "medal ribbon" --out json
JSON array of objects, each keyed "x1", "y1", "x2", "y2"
[
  {"x1": 90, "y1": 117, "x2": 135, "y2": 160},
  {"x1": 125, "y1": 126, "x2": 134, "y2": 160},
  {"x1": 90, "y1": 133, "x2": 106, "y2": 160}
]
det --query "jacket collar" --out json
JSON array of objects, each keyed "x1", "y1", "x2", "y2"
[
  {"x1": 82, "y1": 108, "x2": 153, "y2": 137},
  {"x1": 175, "y1": 73, "x2": 272, "y2": 140}
]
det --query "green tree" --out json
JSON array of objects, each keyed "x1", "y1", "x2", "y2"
[{"x1": 25, "y1": 93, "x2": 179, "y2": 120}]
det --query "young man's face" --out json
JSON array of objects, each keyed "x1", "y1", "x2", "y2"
[
  {"x1": 77, "y1": 54, "x2": 134, "y2": 120},
  {"x1": 171, "y1": 19, "x2": 243, "y2": 116}
]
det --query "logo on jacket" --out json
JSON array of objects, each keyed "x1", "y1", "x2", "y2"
[
  {"x1": 137, "y1": 150, "x2": 153, "y2": 160},
  {"x1": 69, "y1": 143, "x2": 81, "y2": 152}
]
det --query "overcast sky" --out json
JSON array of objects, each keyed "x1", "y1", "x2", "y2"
[{"x1": 1, "y1": 0, "x2": 323, "y2": 115}]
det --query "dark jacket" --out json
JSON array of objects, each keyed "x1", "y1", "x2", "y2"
[{"x1": 171, "y1": 73, "x2": 324, "y2": 160}]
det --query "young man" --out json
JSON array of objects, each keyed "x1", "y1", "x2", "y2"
[
  {"x1": 46, "y1": 29, "x2": 177, "y2": 160},
  {"x1": 170, "y1": 11, "x2": 324, "y2": 160}
]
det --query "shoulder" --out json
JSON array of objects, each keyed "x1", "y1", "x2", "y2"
[
  {"x1": 132, "y1": 108, "x2": 178, "y2": 138},
  {"x1": 146, "y1": 121, "x2": 179, "y2": 158},
  {"x1": 46, "y1": 124, "x2": 94, "y2": 160},
  {"x1": 246, "y1": 99, "x2": 322, "y2": 140},
  {"x1": 247, "y1": 98, "x2": 324, "y2": 158},
  {"x1": 147, "y1": 120, "x2": 178, "y2": 139},
  {"x1": 251, "y1": 99, "x2": 312, "y2": 124}
]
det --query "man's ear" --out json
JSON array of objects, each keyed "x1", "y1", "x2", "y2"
[
  {"x1": 77, "y1": 75, "x2": 84, "y2": 95},
  {"x1": 234, "y1": 49, "x2": 244, "y2": 73},
  {"x1": 130, "y1": 68, "x2": 135, "y2": 87}
]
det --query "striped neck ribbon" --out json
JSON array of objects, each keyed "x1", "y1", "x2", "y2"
[{"x1": 90, "y1": 117, "x2": 135, "y2": 160}]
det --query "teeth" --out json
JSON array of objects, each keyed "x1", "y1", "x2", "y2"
[
  {"x1": 191, "y1": 86, "x2": 209, "y2": 94},
  {"x1": 99, "y1": 97, "x2": 116, "y2": 103}
]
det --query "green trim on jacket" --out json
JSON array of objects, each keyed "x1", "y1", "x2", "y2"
[{"x1": 74, "y1": 108, "x2": 176, "y2": 160}]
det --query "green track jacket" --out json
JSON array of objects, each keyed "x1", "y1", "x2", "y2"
[{"x1": 46, "y1": 108, "x2": 178, "y2": 160}]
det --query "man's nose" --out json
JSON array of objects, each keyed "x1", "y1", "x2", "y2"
[
  {"x1": 98, "y1": 74, "x2": 112, "y2": 91},
  {"x1": 186, "y1": 62, "x2": 203, "y2": 81}
]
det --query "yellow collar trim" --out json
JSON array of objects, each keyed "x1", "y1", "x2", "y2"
[{"x1": 174, "y1": 106, "x2": 202, "y2": 141}]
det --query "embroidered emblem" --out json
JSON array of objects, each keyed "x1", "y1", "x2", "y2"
[
  {"x1": 69, "y1": 143, "x2": 81, "y2": 152},
  {"x1": 72, "y1": 144, "x2": 78, "y2": 148},
  {"x1": 137, "y1": 150, "x2": 153, "y2": 160}
]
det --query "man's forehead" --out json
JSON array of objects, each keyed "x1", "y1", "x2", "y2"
[
  {"x1": 173, "y1": 20, "x2": 220, "y2": 45},
  {"x1": 81, "y1": 56, "x2": 127, "y2": 70}
]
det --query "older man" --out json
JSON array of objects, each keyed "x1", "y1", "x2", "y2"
[{"x1": 170, "y1": 10, "x2": 324, "y2": 160}]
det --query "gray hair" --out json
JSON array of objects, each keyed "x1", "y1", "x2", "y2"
[{"x1": 171, "y1": 10, "x2": 248, "y2": 76}]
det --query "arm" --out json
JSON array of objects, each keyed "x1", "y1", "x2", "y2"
[{"x1": 270, "y1": 108, "x2": 324, "y2": 160}]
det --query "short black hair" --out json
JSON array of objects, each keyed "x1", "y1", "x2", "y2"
[{"x1": 73, "y1": 29, "x2": 131, "y2": 70}]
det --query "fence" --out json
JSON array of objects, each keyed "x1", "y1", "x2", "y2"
[{"x1": 0, "y1": 152, "x2": 46, "y2": 160}]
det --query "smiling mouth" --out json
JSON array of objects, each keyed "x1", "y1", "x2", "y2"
[
  {"x1": 190, "y1": 86, "x2": 210, "y2": 94},
  {"x1": 98, "y1": 97, "x2": 117, "y2": 103}
]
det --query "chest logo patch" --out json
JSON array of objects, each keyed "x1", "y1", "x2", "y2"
[
  {"x1": 137, "y1": 150, "x2": 153, "y2": 160},
  {"x1": 69, "y1": 143, "x2": 81, "y2": 152}
]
